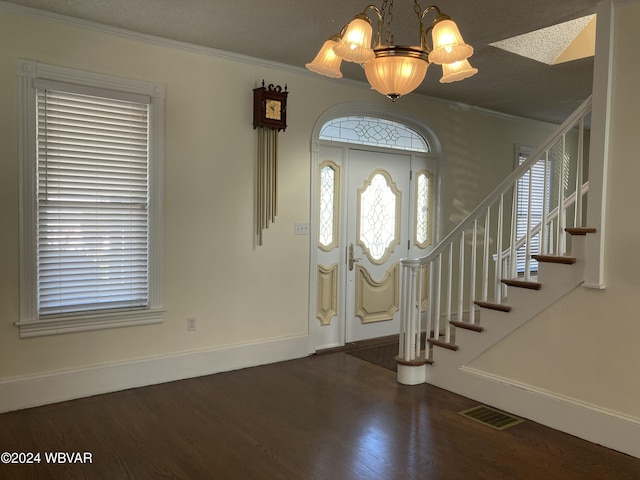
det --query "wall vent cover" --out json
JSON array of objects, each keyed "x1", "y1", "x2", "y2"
[{"x1": 458, "y1": 405, "x2": 525, "y2": 431}]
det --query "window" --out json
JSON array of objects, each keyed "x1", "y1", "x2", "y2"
[
  {"x1": 318, "y1": 161, "x2": 340, "y2": 251},
  {"x1": 357, "y1": 170, "x2": 401, "y2": 264},
  {"x1": 415, "y1": 170, "x2": 433, "y2": 248},
  {"x1": 515, "y1": 147, "x2": 551, "y2": 274},
  {"x1": 17, "y1": 60, "x2": 165, "y2": 337},
  {"x1": 319, "y1": 116, "x2": 429, "y2": 152}
]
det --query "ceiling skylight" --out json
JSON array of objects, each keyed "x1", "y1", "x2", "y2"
[{"x1": 490, "y1": 15, "x2": 596, "y2": 65}]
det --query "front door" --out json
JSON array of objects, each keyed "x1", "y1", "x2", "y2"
[
  {"x1": 345, "y1": 149, "x2": 411, "y2": 342},
  {"x1": 313, "y1": 138, "x2": 435, "y2": 351}
]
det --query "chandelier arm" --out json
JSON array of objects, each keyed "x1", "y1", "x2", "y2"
[
  {"x1": 331, "y1": 28, "x2": 347, "y2": 41},
  {"x1": 421, "y1": 6, "x2": 451, "y2": 26},
  {"x1": 420, "y1": 5, "x2": 443, "y2": 19},
  {"x1": 422, "y1": 25, "x2": 434, "y2": 52},
  {"x1": 360, "y1": 4, "x2": 383, "y2": 47},
  {"x1": 418, "y1": 6, "x2": 446, "y2": 50}
]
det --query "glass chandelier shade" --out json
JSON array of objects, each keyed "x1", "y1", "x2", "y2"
[
  {"x1": 428, "y1": 18, "x2": 474, "y2": 65},
  {"x1": 364, "y1": 47, "x2": 429, "y2": 99},
  {"x1": 440, "y1": 58, "x2": 478, "y2": 83},
  {"x1": 332, "y1": 17, "x2": 375, "y2": 63},
  {"x1": 305, "y1": 39, "x2": 344, "y2": 78}
]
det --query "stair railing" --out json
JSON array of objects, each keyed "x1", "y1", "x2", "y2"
[{"x1": 398, "y1": 96, "x2": 593, "y2": 365}]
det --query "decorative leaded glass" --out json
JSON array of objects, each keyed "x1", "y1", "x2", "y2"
[
  {"x1": 319, "y1": 163, "x2": 336, "y2": 248},
  {"x1": 416, "y1": 171, "x2": 430, "y2": 246},
  {"x1": 358, "y1": 171, "x2": 399, "y2": 262},
  {"x1": 319, "y1": 116, "x2": 429, "y2": 152}
]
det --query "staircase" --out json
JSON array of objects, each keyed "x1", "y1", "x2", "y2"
[{"x1": 396, "y1": 96, "x2": 594, "y2": 387}]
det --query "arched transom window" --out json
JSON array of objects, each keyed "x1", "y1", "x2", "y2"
[{"x1": 319, "y1": 116, "x2": 429, "y2": 153}]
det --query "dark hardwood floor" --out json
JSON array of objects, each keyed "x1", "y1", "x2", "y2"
[{"x1": 1, "y1": 352, "x2": 639, "y2": 479}]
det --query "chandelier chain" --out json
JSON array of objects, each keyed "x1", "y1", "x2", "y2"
[
  {"x1": 413, "y1": 0, "x2": 425, "y2": 45},
  {"x1": 380, "y1": 0, "x2": 394, "y2": 45},
  {"x1": 413, "y1": 0, "x2": 422, "y2": 19}
]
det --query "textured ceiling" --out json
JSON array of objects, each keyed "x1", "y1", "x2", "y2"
[
  {"x1": 3, "y1": 0, "x2": 601, "y2": 124},
  {"x1": 490, "y1": 15, "x2": 596, "y2": 65}
]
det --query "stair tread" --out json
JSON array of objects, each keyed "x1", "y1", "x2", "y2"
[
  {"x1": 427, "y1": 338, "x2": 459, "y2": 351},
  {"x1": 532, "y1": 254, "x2": 576, "y2": 264},
  {"x1": 501, "y1": 278, "x2": 542, "y2": 290},
  {"x1": 394, "y1": 353, "x2": 433, "y2": 366},
  {"x1": 565, "y1": 227, "x2": 597, "y2": 235},
  {"x1": 450, "y1": 320, "x2": 484, "y2": 333},
  {"x1": 473, "y1": 300, "x2": 512, "y2": 312}
]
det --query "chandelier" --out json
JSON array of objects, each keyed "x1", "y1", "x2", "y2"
[{"x1": 305, "y1": 0, "x2": 478, "y2": 100}]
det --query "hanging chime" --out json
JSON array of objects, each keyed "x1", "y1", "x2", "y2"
[{"x1": 253, "y1": 80, "x2": 288, "y2": 245}]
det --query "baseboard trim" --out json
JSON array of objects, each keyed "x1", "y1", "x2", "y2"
[
  {"x1": 0, "y1": 334, "x2": 309, "y2": 413},
  {"x1": 459, "y1": 366, "x2": 640, "y2": 459}
]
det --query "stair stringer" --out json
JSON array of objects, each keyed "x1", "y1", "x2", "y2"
[{"x1": 425, "y1": 236, "x2": 586, "y2": 389}]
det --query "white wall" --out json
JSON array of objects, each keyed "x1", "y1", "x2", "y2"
[
  {"x1": 0, "y1": 5, "x2": 557, "y2": 408},
  {"x1": 469, "y1": 0, "x2": 640, "y2": 421}
]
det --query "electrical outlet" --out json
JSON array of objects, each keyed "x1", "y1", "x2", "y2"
[
  {"x1": 187, "y1": 317, "x2": 197, "y2": 332},
  {"x1": 294, "y1": 222, "x2": 309, "y2": 235}
]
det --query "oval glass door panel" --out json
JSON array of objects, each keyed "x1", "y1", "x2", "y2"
[{"x1": 357, "y1": 170, "x2": 401, "y2": 264}]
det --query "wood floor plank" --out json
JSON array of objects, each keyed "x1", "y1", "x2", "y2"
[{"x1": 0, "y1": 353, "x2": 639, "y2": 479}]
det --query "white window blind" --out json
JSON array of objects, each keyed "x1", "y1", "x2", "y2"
[
  {"x1": 36, "y1": 87, "x2": 151, "y2": 316},
  {"x1": 515, "y1": 149, "x2": 551, "y2": 274}
]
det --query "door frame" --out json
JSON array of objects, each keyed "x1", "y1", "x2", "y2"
[{"x1": 307, "y1": 103, "x2": 444, "y2": 353}]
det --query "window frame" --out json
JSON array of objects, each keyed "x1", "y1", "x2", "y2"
[{"x1": 16, "y1": 59, "x2": 165, "y2": 337}]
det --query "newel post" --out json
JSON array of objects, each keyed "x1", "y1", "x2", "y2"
[{"x1": 397, "y1": 258, "x2": 428, "y2": 385}]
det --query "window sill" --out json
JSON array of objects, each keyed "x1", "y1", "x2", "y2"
[{"x1": 15, "y1": 308, "x2": 165, "y2": 338}]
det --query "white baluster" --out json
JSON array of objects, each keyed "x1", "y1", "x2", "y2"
[
  {"x1": 416, "y1": 263, "x2": 424, "y2": 360},
  {"x1": 469, "y1": 220, "x2": 477, "y2": 325},
  {"x1": 426, "y1": 260, "x2": 434, "y2": 348},
  {"x1": 557, "y1": 135, "x2": 567, "y2": 254},
  {"x1": 509, "y1": 183, "x2": 518, "y2": 279},
  {"x1": 399, "y1": 263, "x2": 408, "y2": 360},
  {"x1": 525, "y1": 166, "x2": 533, "y2": 281},
  {"x1": 541, "y1": 151, "x2": 549, "y2": 256},
  {"x1": 434, "y1": 254, "x2": 442, "y2": 341},
  {"x1": 445, "y1": 243, "x2": 453, "y2": 343},
  {"x1": 495, "y1": 195, "x2": 504, "y2": 302},
  {"x1": 458, "y1": 231, "x2": 465, "y2": 323},
  {"x1": 575, "y1": 118, "x2": 584, "y2": 227},
  {"x1": 482, "y1": 209, "x2": 490, "y2": 301}
]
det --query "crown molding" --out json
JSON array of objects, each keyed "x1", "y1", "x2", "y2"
[
  {"x1": 0, "y1": 1, "x2": 559, "y2": 127},
  {"x1": 0, "y1": 1, "x2": 309, "y2": 76}
]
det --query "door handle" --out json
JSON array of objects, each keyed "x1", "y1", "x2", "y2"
[{"x1": 348, "y1": 243, "x2": 361, "y2": 271}]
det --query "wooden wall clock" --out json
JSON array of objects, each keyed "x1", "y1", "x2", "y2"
[
  {"x1": 253, "y1": 81, "x2": 289, "y2": 246},
  {"x1": 253, "y1": 81, "x2": 288, "y2": 131}
]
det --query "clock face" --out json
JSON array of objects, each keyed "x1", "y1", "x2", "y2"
[{"x1": 265, "y1": 99, "x2": 282, "y2": 120}]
